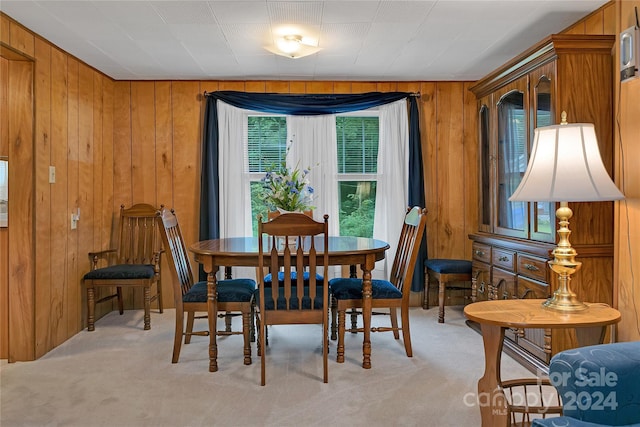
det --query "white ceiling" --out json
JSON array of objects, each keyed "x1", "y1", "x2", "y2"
[{"x1": 0, "y1": 0, "x2": 610, "y2": 81}]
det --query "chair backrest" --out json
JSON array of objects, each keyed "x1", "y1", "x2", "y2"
[
  {"x1": 258, "y1": 212, "x2": 329, "y2": 322},
  {"x1": 389, "y1": 206, "x2": 427, "y2": 298},
  {"x1": 117, "y1": 203, "x2": 161, "y2": 265},
  {"x1": 156, "y1": 207, "x2": 195, "y2": 307}
]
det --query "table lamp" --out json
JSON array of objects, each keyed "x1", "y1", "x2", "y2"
[{"x1": 509, "y1": 112, "x2": 624, "y2": 311}]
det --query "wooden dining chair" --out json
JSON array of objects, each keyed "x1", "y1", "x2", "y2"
[
  {"x1": 83, "y1": 203, "x2": 164, "y2": 331},
  {"x1": 156, "y1": 207, "x2": 255, "y2": 365},
  {"x1": 256, "y1": 212, "x2": 329, "y2": 385},
  {"x1": 329, "y1": 206, "x2": 427, "y2": 362}
]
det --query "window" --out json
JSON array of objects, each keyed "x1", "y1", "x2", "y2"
[
  {"x1": 247, "y1": 115, "x2": 287, "y2": 235},
  {"x1": 247, "y1": 113, "x2": 380, "y2": 238},
  {"x1": 336, "y1": 115, "x2": 379, "y2": 238}
]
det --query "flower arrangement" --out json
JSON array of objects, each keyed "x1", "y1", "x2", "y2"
[{"x1": 260, "y1": 159, "x2": 314, "y2": 212}]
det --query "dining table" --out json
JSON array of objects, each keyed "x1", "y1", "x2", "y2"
[{"x1": 189, "y1": 236, "x2": 390, "y2": 372}]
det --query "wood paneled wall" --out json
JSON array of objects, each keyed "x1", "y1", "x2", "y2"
[
  {"x1": 0, "y1": 12, "x2": 478, "y2": 360},
  {"x1": 3, "y1": 0, "x2": 639, "y2": 360},
  {"x1": 1, "y1": 14, "x2": 115, "y2": 360}
]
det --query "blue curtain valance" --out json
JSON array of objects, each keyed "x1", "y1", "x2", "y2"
[{"x1": 204, "y1": 90, "x2": 412, "y2": 115}]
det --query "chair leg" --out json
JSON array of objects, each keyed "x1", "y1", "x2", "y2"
[
  {"x1": 117, "y1": 286, "x2": 124, "y2": 314},
  {"x1": 87, "y1": 286, "x2": 96, "y2": 331},
  {"x1": 250, "y1": 302, "x2": 256, "y2": 343},
  {"x1": 337, "y1": 309, "x2": 346, "y2": 363},
  {"x1": 172, "y1": 307, "x2": 184, "y2": 363},
  {"x1": 401, "y1": 304, "x2": 413, "y2": 357},
  {"x1": 323, "y1": 317, "x2": 328, "y2": 383},
  {"x1": 259, "y1": 315, "x2": 266, "y2": 386},
  {"x1": 350, "y1": 309, "x2": 358, "y2": 333},
  {"x1": 143, "y1": 286, "x2": 151, "y2": 330},
  {"x1": 423, "y1": 267, "x2": 430, "y2": 309},
  {"x1": 242, "y1": 311, "x2": 252, "y2": 365},
  {"x1": 438, "y1": 279, "x2": 446, "y2": 323},
  {"x1": 330, "y1": 296, "x2": 337, "y2": 340},
  {"x1": 185, "y1": 311, "x2": 195, "y2": 344},
  {"x1": 389, "y1": 307, "x2": 400, "y2": 339},
  {"x1": 156, "y1": 279, "x2": 164, "y2": 313}
]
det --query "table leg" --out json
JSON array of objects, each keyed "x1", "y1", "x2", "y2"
[
  {"x1": 207, "y1": 266, "x2": 219, "y2": 373},
  {"x1": 478, "y1": 323, "x2": 508, "y2": 427},
  {"x1": 361, "y1": 256, "x2": 375, "y2": 369}
]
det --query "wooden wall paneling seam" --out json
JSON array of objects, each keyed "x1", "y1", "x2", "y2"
[
  {"x1": 77, "y1": 64, "x2": 97, "y2": 318},
  {"x1": 66, "y1": 58, "x2": 80, "y2": 334},
  {"x1": 101, "y1": 76, "x2": 114, "y2": 289},
  {"x1": 50, "y1": 46, "x2": 69, "y2": 346},
  {"x1": 0, "y1": 55, "x2": 8, "y2": 359},
  {"x1": 92, "y1": 72, "x2": 105, "y2": 310},
  {"x1": 420, "y1": 82, "x2": 437, "y2": 259},
  {"x1": 155, "y1": 81, "x2": 174, "y2": 306},
  {"x1": 34, "y1": 37, "x2": 52, "y2": 358}
]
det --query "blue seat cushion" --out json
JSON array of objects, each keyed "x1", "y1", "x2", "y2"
[
  {"x1": 184, "y1": 279, "x2": 256, "y2": 303},
  {"x1": 329, "y1": 277, "x2": 402, "y2": 300},
  {"x1": 83, "y1": 264, "x2": 155, "y2": 280},
  {"x1": 425, "y1": 259, "x2": 472, "y2": 274},
  {"x1": 255, "y1": 286, "x2": 326, "y2": 310},
  {"x1": 263, "y1": 271, "x2": 324, "y2": 286}
]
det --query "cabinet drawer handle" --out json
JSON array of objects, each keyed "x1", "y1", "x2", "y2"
[
  {"x1": 524, "y1": 263, "x2": 540, "y2": 271},
  {"x1": 475, "y1": 250, "x2": 485, "y2": 256},
  {"x1": 498, "y1": 256, "x2": 509, "y2": 262}
]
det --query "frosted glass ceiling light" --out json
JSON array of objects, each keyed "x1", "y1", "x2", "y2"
[{"x1": 265, "y1": 34, "x2": 322, "y2": 59}]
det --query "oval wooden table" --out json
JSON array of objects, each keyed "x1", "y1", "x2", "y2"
[
  {"x1": 464, "y1": 299, "x2": 621, "y2": 427},
  {"x1": 190, "y1": 236, "x2": 389, "y2": 372}
]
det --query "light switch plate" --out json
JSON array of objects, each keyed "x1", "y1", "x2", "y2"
[{"x1": 49, "y1": 166, "x2": 56, "y2": 183}]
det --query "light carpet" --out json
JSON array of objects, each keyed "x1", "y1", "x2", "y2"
[{"x1": 1, "y1": 305, "x2": 533, "y2": 427}]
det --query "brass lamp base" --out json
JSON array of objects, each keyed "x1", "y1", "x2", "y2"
[
  {"x1": 542, "y1": 291, "x2": 588, "y2": 311},
  {"x1": 542, "y1": 202, "x2": 588, "y2": 312}
]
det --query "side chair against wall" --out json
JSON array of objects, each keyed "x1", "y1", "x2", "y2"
[
  {"x1": 256, "y1": 212, "x2": 330, "y2": 385},
  {"x1": 329, "y1": 206, "x2": 427, "y2": 362},
  {"x1": 83, "y1": 203, "x2": 164, "y2": 331},
  {"x1": 423, "y1": 258, "x2": 472, "y2": 323},
  {"x1": 156, "y1": 207, "x2": 255, "y2": 365}
]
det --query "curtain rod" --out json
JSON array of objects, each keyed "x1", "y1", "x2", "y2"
[{"x1": 204, "y1": 90, "x2": 420, "y2": 98}]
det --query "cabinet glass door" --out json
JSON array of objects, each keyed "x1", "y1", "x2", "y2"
[
  {"x1": 496, "y1": 89, "x2": 527, "y2": 238},
  {"x1": 478, "y1": 103, "x2": 491, "y2": 232},
  {"x1": 530, "y1": 75, "x2": 555, "y2": 243}
]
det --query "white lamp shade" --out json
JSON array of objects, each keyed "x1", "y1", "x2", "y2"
[{"x1": 509, "y1": 123, "x2": 624, "y2": 202}]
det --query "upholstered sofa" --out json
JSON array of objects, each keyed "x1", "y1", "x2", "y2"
[{"x1": 532, "y1": 341, "x2": 640, "y2": 427}]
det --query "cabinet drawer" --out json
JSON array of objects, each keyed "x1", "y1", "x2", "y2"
[
  {"x1": 473, "y1": 243, "x2": 491, "y2": 264},
  {"x1": 517, "y1": 254, "x2": 548, "y2": 282},
  {"x1": 492, "y1": 248, "x2": 515, "y2": 272},
  {"x1": 492, "y1": 267, "x2": 517, "y2": 300},
  {"x1": 517, "y1": 276, "x2": 550, "y2": 299}
]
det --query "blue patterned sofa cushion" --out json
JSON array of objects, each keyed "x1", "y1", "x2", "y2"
[
  {"x1": 533, "y1": 418, "x2": 640, "y2": 427},
  {"x1": 255, "y1": 286, "x2": 326, "y2": 310},
  {"x1": 83, "y1": 264, "x2": 155, "y2": 280},
  {"x1": 532, "y1": 341, "x2": 640, "y2": 427},
  {"x1": 184, "y1": 279, "x2": 256, "y2": 303},
  {"x1": 424, "y1": 259, "x2": 472, "y2": 274},
  {"x1": 329, "y1": 277, "x2": 402, "y2": 300}
]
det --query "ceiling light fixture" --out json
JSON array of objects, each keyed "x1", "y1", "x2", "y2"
[{"x1": 265, "y1": 34, "x2": 322, "y2": 59}]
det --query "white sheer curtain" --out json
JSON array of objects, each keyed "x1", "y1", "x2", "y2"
[
  {"x1": 373, "y1": 99, "x2": 409, "y2": 278},
  {"x1": 288, "y1": 115, "x2": 341, "y2": 278},
  {"x1": 218, "y1": 100, "x2": 252, "y2": 238}
]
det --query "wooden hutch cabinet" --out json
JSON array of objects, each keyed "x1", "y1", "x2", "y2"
[{"x1": 468, "y1": 34, "x2": 616, "y2": 372}]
